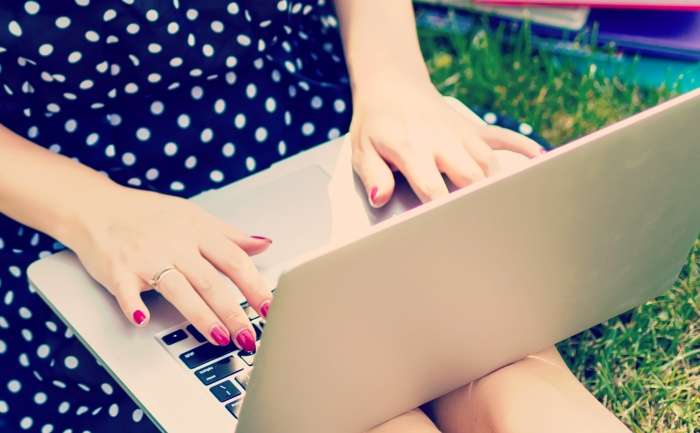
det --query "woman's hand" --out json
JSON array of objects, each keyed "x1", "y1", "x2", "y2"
[
  {"x1": 350, "y1": 80, "x2": 545, "y2": 207},
  {"x1": 64, "y1": 185, "x2": 272, "y2": 351}
]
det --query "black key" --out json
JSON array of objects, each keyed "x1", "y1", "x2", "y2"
[
  {"x1": 179, "y1": 342, "x2": 237, "y2": 369},
  {"x1": 239, "y1": 350, "x2": 255, "y2": 367},
  {"x1": 253, "y1": 323, "x2": 263, "y2": 341},
  {"x1": 210, "y1": 380, "x2": 242, "y2": 402},
  {"x1": 162, "y1": 329, "x2": 188, "y2": 346},
  {"x1": 194, "y1": 356, "x2": 246, "y2": 385},
  {"x1": 226, "y1": 399, "x2": 244, "y2": 418},
  {"x1": 235, "y1": 370, "x2": 252, "y2": 390},
  {"x1": 186, "y1": 324, "x2": 207, "y2": 343}
]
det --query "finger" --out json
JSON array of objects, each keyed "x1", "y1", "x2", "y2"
[
  {"x1": 154, "y1": 268, "x2": 235, "y2": 348},
  {"x1": 396, "y1": 152, "x2": 449, "y2": 203},
  {"x1": 352, "y1": 137, "x2": 396, "y2": 208},
  {"x1": 434, "y1": 145, "x2": 486, "y2": 189},
  {"x1": 112, "y1": 275, "x2": 151, "y2": 327},
  {"x1": 206, "y1": 218, "x2": 273, "y2": 256},
  {"x1": 200, "y1": 235, "x2": 272, "y2": 321},
  {"x1": 179, "y1": 256, "x2": 258, "y2": 352},
  {"x1": 478, "y1": 124, "x2": 546, "y2": 158},
  {"x1": 462, "y1": 134, "x2": 502, "y2": 177}
]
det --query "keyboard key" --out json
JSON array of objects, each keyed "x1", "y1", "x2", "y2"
[
  {"x1": 210, "y1": 380, "x2": 242, "y2": 402},
  {"x1": 243, "y1": 304, "x2": 259, "y2": 320},
  {"x1": 253, "y1": 323, "x2": 263, "y2": 341},
  {"x1": 235, "y1": 370, "x2": 252, "y2": 390},
  {"x1": 161, "y1": 329, "x2": 188, "y2": 346},
  {"x1": 226, "y1": 399, "x2": 244, "y2": 418},
  {"x1": 186, "y1": 324, "x2": 207, "y2": 343},
  {"x1": 239, "y1": 350, "x2": 255, "y2": 367},
  {"x1": 179, "y1": 342, "x2": 237, "y2": 369},
  {"x1": 194, "y1": 356, "x2": 246, "y2": 385}
]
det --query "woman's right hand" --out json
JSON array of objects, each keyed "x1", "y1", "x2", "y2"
[{"x1": 64, "y1": 184, "x2": 273, "y2": 351}]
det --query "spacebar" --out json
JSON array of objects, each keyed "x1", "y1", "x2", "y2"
[{"x1": 179, "y1": 342, "x2": 237, "y2": 369}]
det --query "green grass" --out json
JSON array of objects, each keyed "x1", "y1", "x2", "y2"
[{"x1": 418, "y1": 17, "x2": 700, "y2": 432}]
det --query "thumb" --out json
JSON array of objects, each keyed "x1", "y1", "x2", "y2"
[{"x1": 352, "y1": 139, "x2": 396, "y2": 208}]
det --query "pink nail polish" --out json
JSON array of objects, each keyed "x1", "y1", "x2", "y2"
[
  {"x1": 210, "y1": 325, "x2": 231, "y2": 346},
  {"x1": 370, "y1": 187, "x2": 378, "y2": 203},
  {"x1": 539, "y1": 148, "x2": 548, "y2": 154},
  {"x1": 235, "y1": 329, "x2": 256, "y2": 352},
  {"x1": 133, "y1": 310, "x2": 147, "y2": 326},
  {"x1": 260, "y1": 301, "x2": 270, "y2": 319},
  {"x1": 251, "y1": 235, "x2": 273, "y2": 243}
]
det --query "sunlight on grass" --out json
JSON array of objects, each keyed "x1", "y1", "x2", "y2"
[{"x1": 419, "y1": 18, "x2": 700, "y2": 432}]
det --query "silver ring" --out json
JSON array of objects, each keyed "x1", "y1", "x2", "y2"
[{"x1": 148, "y1": 266, "x2": 179, "y2": 292}]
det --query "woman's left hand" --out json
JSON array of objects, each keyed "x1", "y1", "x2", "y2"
[{"x1": 350, "y1": 80, "x2": 545, "y2": 207}]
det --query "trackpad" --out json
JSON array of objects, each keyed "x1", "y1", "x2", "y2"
[{"x1": 204, "y1": 166, "x2": 333, "y2": 270}]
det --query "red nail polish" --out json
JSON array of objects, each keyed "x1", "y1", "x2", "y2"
[
  {"x1": 251, "y1": 235, "x2": 273, "y2": 243},
  {"x1": 235, "y1": 329, "x2": 256, "y2": 352},
  {"x1": 133, "y1": 310, "x2": 147, "y2": 326},
  {"x1": 260, "y1": 301, "x2": 270, "y2": 319},
  {"x1": 370, "y1": 187, "x2": 378, "y2": 203},
  {"x1": 210, "y1": 325, "x2": 231, "y2": 346},
  {"x1": 539, "y1": 148, "x2": 548, "y2": 154}
]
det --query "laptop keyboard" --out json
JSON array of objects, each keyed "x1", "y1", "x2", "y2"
[{"x1": 155, "y1": 302, "x2": 264, "y2": 419}]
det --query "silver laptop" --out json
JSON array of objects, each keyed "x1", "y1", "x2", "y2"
[{"x1": 27, "y1": 93, "x2": 700, "y2": 433}]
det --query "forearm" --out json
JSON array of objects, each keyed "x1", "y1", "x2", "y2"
[
  {"x1": 333, "y1": 0, "x2": 432, "y2": 98},
  {"x1": 0, "y1": 123, "x2": 122, "y2": 245}
]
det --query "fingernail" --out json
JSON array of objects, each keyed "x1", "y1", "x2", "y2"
[
  {"x1": 235, "y1": 329, "x2": 256, "y2": 352},
  {"x1": 539, "y1": 147, "x2": 548, "y2": 154},
  {"x1": 260, "y1": 301, "x2": 271, "y2": 319},
  {"x1": 210, "y1": 325, "x2": 231, "y2": 346},
  {"x1": 370, "y1": 187, "x2": 378, "y2": 203},
  {"x1": 133, "y1": 310, "x2": 147, "y2": 326},
  {"x1": 251, "y1": 235, "x2": 272, "y2": 243}
]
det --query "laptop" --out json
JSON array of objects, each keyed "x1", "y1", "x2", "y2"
[{"x1": 27, "y1": 93, "x2": 700, "y2": 433}]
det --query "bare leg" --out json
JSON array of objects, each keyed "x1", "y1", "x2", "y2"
[
  {"x1": 364, "y1": 408, "x2": 441, "y2": 433},
  {"x1": 433, "y1": 346, "x2": 632, "y2": 433}
]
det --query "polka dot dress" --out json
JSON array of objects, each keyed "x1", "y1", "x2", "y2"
[{"x1": 0, "y1": 1, "x2": 548, "y2": 431}]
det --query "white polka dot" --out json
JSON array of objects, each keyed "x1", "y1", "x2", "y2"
[
  {"x1": 211, "y1": 21, "x2": 224, "y2": 33},
  {"x1": 189, "y1": 68, "x2": 202, "y2": 77},
  {"x1": 108, "y1": 113, "x2": 122, "y2": 126},
  {"x1": 0, "y1": 316, "x2": 8, "y2": 328},
  {"x1": 103, "y1": 9, "x2": 117, "y2": 21},
  {"x1": 85, "y1": 31, "x2": 100, "y2": 42},
  {"x1": 129, "y1": 54, "x2": 140, "y2": 66},
  {"x1": 228, "y1": 2, "x2": 240, "y2": 14},
  {"x1": 9, "y1": 21, "x2": 23, "y2": 37},
  {"x1": 105, "y1": 144, "x2": 116, "y2": 157},
  {"x1": 0, "y1": 340, "x2": 6, "y2": 354},
  {"x1": 19, "y1": 307, "x2": 32, "y2": 319},
  {"x1": 41, "y1": 424, "x2": 53, "y2": 433},
  {"x1": 38, "y1": 44, "x2": 53, "y2": 56},
  {"x1": 264, "y1": 97, "x2": 277, "y2": 113},
  {"x1": 518, "y1": 123, "x2": 534, "y2": 135},
  {"x1": 186, "y1": 8, "x2": 198, "y2": 20},
  {"x1": 222, "y1": 143, "x2": 235, "y2": 157},
  {"x1": 145, "y1": 168, "x2": 159, "y2": 181},
  {"x1": 75, "y1": 0, "x2": 89, "y2": 6},
  {"x1": 76, "y1": 406, "x2": 88, "y2": 415},
  {"x1": 226, "y1": 56, "x2": 237, "y2": 68},
  {"x1": 191, "y1": 86, "x2": 203, "y2": 100},
  {"x1": 147, "y1": 102, "x2": 164, "y2": 117},
  {"x1": 55, "y1": 17, "x2": 71, "y2": 29},
  {"x1": 33, "y1": 392, "x2": 48, "y2": 405},
  {"x1": 278, "y1": 140, "x2": 287, "y2": 156},
  {"x1": 483, "y1": 112, "x2": 497, "y2": 124},
  {"x1": 0, "y1": 401, "x2": 7, "y2": 413},
  {"x1": 8, "y1": 380, "x2": 21, "y2": 393},
  {"x1": 146, "y1": 9, "x2": 158, "y2": 21},
  {"x1": 169, "y1": 57, "x2": 183, "y2": 68},
  {"x1": 311, "y1": 96, "x2": 323, "y2": 109},
  {"x1": 302, "y1": 122, "x2": 315, "y2": 136},
  {"x1": 136, "y1": 127, "x2": 151, "y2": 141},
  {"x1": 255, "y1": 127, "x2": 268, "y2": 142},
  {"x1": 210, "y1": 170, "x2": 224, "y2": 183},
  {"x1": 288, "y1": 85, "x2": 297, "y2": 98},
  {"x1": 188, "y1": 33, "x2": 196, "y2": 46},
  {"x1": 58, "y1": 402, "x2": 70, "y2": 413},
  {"x1": 237, "y1": 35, "x2": 251, "y2": 46},
  {"x1": 64, "y1": 119, "x2": 77, "y2": 133},
  {"x1": 25, "y1": 1, "x2": 40, "y2": 14},
  {"x1": 66, "y1": 51, "x2": 83, "y2": 64},
  {"x1": 258, "y1": 39, "x2": 266, "y2": 51},
  {"x1": 64, "y1": 356, "x2": 79, "y2": 369},
  {"x1": 21, "y1": 329, "x2": 32, "y2": 342},
  {"x1": 284, "y1": 111, "x2": 292, "y2": 126},
  {"x1": 246, "y1": 157, "x2": 256, "y2": 172},
  {"x1": 125, "y1": 83, "x2": 138, "y2": 94},
  {"x1": 234, "y1": 114, "x2": 246, "y2": 129},
  {"x1": 79, "y1": 79, "x2": 94, "y2": 90},
  {"x1": 170, "y1": 181, "x2": 185, "y2": 192},
  {"x1": 64, "y1": 328, "x2": 73, "y2": 338},
  {"x1": 126, "y1": 23, "x2": 139, "y2": 34},
  {"x1": 28, "y1": 125, "x2": 39, "y2": 138},
  {"x1": 108, "y1": 403, "x2": 119, "y2": 417},
  {"x1": 127, "y1": 177, "x2": 141, "y2": 187},
  {"x1": 164, "y1": 142, "x2": 178, "y2": 156},
  {"x1": 110, "y1": 64, "x2": 120, "y2": 75},
  {"x1": 19, "y1": 353, "x2": 30, "y2": 367},
  {"x1": 177, "y1": 114, "x2": 191, "y2": 129},
  {"x1": 167, "y1": 22, "x2": 179, "y2": 34},
  {"x1": 200, "y1": 128, "x2": 213, "y2": 143},
  {"x1": 244, "y1": 84, "x2": 258, "y2": 99},
  {"x1": 202, "y1": 44, "x2": 214, "y2": 57},
  {"x1": 148, "y1": 43, "x2": 162, "y2": 54},
  {"x1": 277, "y1": 0, "x2": 288, "y2": 11},
  {"x1": 284, "y1": 60, "x2": 296, "y2": 73},
  {"x1": 122, "y1": 152, "x2": 136, "y2": 166},
  {"x1": 4, "y1": 290, "x2": 13, "y2": 304},
  {"x1": 148, "y1": 73, "x2": 161, "y2": 83},
  {"x1": 45, "y1": 320, "x2": 58, "y2": 332},
  {"x1": 184, "y1": 156, "x2": 197, "y2": 169},
  {"x1": 225, "y1": 71, "x2": 237, "y2": 85},
  {"x1": 253, "y1": 58, "x2": 264, "y2": 69},
  {"x1": 20, "y1": 416, "x2": 33, "y2": 429},
  {"x1": 333, "y1": 99, "x2": 346, "y2": 113},
  {"x1": 214, "y1": 99, "x2": 226, "y2": 114},
  {"x1": 292, "y1": 3, "x2": 302, "y2": 13}
]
